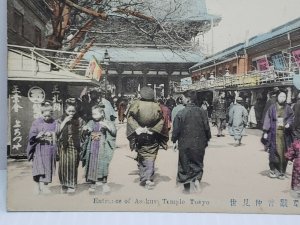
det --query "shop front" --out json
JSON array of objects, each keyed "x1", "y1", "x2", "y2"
[{"x1": 8, "y1": 49, "x2": 98, "y2": 157}]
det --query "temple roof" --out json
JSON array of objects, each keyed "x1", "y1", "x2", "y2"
[
  {"x1": 134, "y1": 0, "x2": 220, "y2": 22},
  {"x1": 85, "y1": 47, "x2": 203, "y2": 64}
]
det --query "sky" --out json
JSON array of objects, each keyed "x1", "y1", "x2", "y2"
[{"x1": 202, "y1": 0, "x2": 300, "y2": 54}]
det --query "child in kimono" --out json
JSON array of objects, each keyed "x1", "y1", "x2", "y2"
[
  {"x1": 285, "y1": 140, "x2": 300, "y2": 194},
  {"x1": 26, "y1": 101, "x2": 57, "y2": 194},
  {"x1": 81, "y1": 105, "x2": 116, "y2": 194},
  {"x1": 57, "y1": 99, "x2": 84, "y2": 193}
]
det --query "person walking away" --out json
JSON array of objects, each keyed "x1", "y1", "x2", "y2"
[
  {"x1": 117, "y1": 94, "x2": 127, "y2": 124},
  {"x1": 158, "y1": 99, "x2": 171, "y2": 149},
  {"x1": 26, "y1": 101, "x2": 57, "y2": 194},
  {"x1": 228, "y1": 97, "x2": 248, "y2": 146},
  {"x1": 263, "y1": 91, "x2": 294, "y2": 179},
  {"x1": 81, "y1": 105, "x2": 116, "y2": 194},
  {"x1": 171, "y1": 96, "x2": 185, "y2": 123},
  {"x1": 213, "y1": 92, "x2": 226, "y2": 137},
  {"x1": 166, "y1": 95, "x2": 176, "y2": 112},
  {"x1": 172, "y1": 90, "x2": 211, "y2": 194},
  {"x1": 248, "y1": 105, "x2": 257, "y2": 128},
  {"x1": 57, "y1": 99, "x2": 85, "y2": 193},
  {"x1": 126, "y1": 87, "x2": 164, "y2": 189}
]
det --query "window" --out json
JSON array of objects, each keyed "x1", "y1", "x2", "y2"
[
  {"x1": 256, "y1": 57, "x2": 270, "y2": 71},
  {"x1": 292, "y1": 49, "x2": 300, "y2": 67},
  {"x1": 13, "y1": 9, "x2": 24, "y2": 36},
  {"x1": 271, "y1": 53, "x2": 286, "y2": 71},
  {"x1": 34, "y1": 27, "x2": 42, "y2": 47}
]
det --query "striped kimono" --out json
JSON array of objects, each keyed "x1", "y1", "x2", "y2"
[{"x1": 57, "y1": 116, "x2": 85, "y2": 189}]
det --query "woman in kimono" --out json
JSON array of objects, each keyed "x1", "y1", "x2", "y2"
[
  {"x1": 263, "y1": 91, "x2": 294, "y2": 179},
  {"x1": 285, "y1": 93, "x2": 300, "y2": 194},
  {"x1": 285, "y1": 140, "x2": 300, "y2": 194},
  {"x1": 57, "y1": 99, "x2": 85, "y2": 193},
  {"x1": 126, "y1": 87, "x2": 164, "y2": 189},
  {"x1": 158, "y1": 99, "x2": 171, "y2": 149},
  {"x1": 81, "y1": 105, "x2": 116, "y2": 194},
  {"x1": 26, "y1": 101, "x2": 57, "y2": 194},
  {"x1": 228, "y1": 97, "x2": 248, "y2": 146}
]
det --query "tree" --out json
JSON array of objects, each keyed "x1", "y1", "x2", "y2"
[{"x1": 43, "y1": 0, "x2": 218, "y2": 52}]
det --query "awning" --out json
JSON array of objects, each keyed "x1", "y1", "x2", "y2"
[{"x1": 7, "y1": 48, "x2": 99, "y2": 86}]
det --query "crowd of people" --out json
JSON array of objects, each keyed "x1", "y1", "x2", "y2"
[
  {"x1": 27, "y1": 89, "x2": 117, "y2": 194},
  {"x1": 26, "y1": 85, "x2": 300, "y2": 196}
]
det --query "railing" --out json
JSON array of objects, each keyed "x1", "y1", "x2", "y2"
[
  {"x1": 182, "y1": 69, "x2": 298, "y2": 92},
  {"x1": 8, "y1": 44, "x2": 90, "y2": 73}
]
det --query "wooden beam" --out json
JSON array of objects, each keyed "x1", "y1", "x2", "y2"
[
  {"x1": 114, "y1": 7, "x2": 155, "y2": 22},
  {"x1": 69, "y1": 38, "x2": 96, "y2": 70},
  {"x1": 65, "y1": 0, "x2": 108, "y2": 20}
]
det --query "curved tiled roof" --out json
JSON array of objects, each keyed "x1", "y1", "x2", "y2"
[{"x1": 85, "y1": 47, "x2": 203, "y2": 63}]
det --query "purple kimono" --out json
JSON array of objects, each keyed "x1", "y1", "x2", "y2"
[
  {"x1": 263, "y1": 103, "x2": 294, "y2": 172},
  {"x1": 285, "y1": 140, "x2": 300, "y2": 190},
  {"x1": 26, "y1": 117, "x2": 57, "y2": 183}
]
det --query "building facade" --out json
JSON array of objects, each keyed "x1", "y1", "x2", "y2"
[
  {"x1": 190, "y1": 18, "x2": 300, "y2": 85},
  {"x1": 7, "y1": 0, "x2": 51, "y2": 47}
]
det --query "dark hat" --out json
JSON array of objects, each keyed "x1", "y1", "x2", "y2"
[
  {"x1": 140, "y1": 86, "x2": 154, "y2": 100},
  {"x1": 269, "y1": 87, "x2": 280, "y2": 96}
]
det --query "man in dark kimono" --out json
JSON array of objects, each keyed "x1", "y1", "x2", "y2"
[
  {"x1": 126, "y1": 86, "x2": 164, "y2": 189},
  {"x1": 172, "y1": 90, "x2": 211, "y2": 194},
  {"x1": 213, "y1": 91, "x2": 226, "y2": 137},
  {"x1": 262, "y1": 87, "x2": 280, "y2": 128}
]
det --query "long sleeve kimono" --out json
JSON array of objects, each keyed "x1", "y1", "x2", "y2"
[
  {"x1": 101, "y1": 98, "x2": 117, "y2": 154},
  {"x1": 285, "y1": 140, "x2": 300, "y2": 191},
  {"x1": 57, "y1": 116, "x2": 85, "y2": 189},
  {"x1": 26, "y1": 118, "x2": 57, "y2": 183},
  {"x1": 263, "y1": 103, "x2": 294, "y2": 173},
  {"x1": 81, "y1": 120, "x2": 116, "y2": 182},
  {"x1": 172, "y1": 103, "x2": 211, "y2": 184}
]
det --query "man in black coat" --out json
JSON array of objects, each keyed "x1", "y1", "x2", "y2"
[{"x1": 172, "y1": 90, "x2": 211, "y2": 194}]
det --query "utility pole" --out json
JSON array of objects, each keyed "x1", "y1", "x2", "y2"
[{"x1": 211, "y1": 17, "x2": 214, "y2": 55}]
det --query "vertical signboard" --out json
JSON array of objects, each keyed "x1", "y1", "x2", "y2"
[{"x1": 9, "y1": 83, "x2": 63, "y2": 157}]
